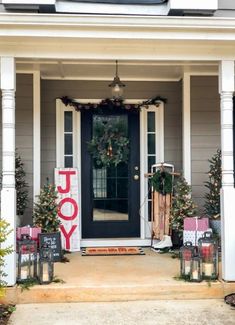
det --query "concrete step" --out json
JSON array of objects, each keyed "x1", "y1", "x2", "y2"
[
  {"x1": 1, "y1": 249, "x2": 235, "y2": 304},
  {"x1": 2, "y1": 280, "x2": 235, "y2": 304}
]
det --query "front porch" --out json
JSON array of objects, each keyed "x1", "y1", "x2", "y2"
[
  {"x1": 2, "y1": 249, "x2": 235, "y2": 304},
  {"x1": 1, "y1": 13, "x2": 235, "y2": 287}
]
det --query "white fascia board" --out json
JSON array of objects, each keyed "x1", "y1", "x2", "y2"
[
  {"x1": 168, "y1": 0, "x2": 218, "y2": 11},
  {"x1": 56, "y1": 1, "x2": 168, "y2": 15},
  {"x1": 2, "y1": 14, "x2": 235, "y2": 42},
  {"x1": 2, "y1": 1, "x2": 55, "y2": 4}
]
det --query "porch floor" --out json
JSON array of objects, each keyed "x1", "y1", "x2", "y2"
[{"x1": 2, "y1": 248, "x2": 235, "y2": 304}]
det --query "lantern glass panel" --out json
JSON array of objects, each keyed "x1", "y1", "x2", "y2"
[
  {"x1": 180, "y1": 241, "x2": 196, "y2": 278},
  {"x1": 39, "y1": 261, "x2": 53, "y2": 284},
  {"x1": 190, "y1": 256, "x2": 202, "y2": 282},
  {"x1": 17, "y1": 235, "x2": 37, "y2": 282},
  {"x1": 198, "y1": 232, "x2": 218, "y2": 280},
  {"x1": 39, "y1": 245, "x2": 54, "y2": 284}
]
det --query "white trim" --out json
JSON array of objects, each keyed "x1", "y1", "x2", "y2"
[
  {"x1": 140, "y1": 104, "x2": 164, "y2": 239},
  {"x1": 219, "y1": 60, "x2": 235, "y2": 281},
  {"x1": 75, "y1": 110, "x2": 82, "y2": 241},
  {"x1": 2, "y1": 0, "x2": 55, "y2": 4},
  {"x1": 56, "y1": 99, "x2": 80, "y2": 168},
  {"x1": 56, "y1": 99, "x2": 63, "y2": 168},
  {"x1": 33, "y1": 71, "x2": 41, "y2": 198},
  {"x1": 81, "y1": 239, "x2": 151, "y2": 247},
  {"x1": 156, "y1": 105, "x2": 164, "y2": 162},
  {"x1": 40, "y1": 76, "x2": 181, "y2": 82},
  {"x1": 168, "y1": 0, "x2": 218, "y2": 11},
  {"x1": 1, "y1": 14, "x2": 235, "y2": 36},
  {"x1": 182, "y1": 73, "x2": 191, "y2": 184},
  {"x1": 140, "y1": 108, "x2": 147, "y2": 240}
]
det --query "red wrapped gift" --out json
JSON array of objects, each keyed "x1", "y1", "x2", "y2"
[{"x1": 184, "y1": 217, "x2": 209, "y2": 231}]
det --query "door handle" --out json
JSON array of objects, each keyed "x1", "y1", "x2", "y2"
[{"x1": 133, "y1": 175, "x2": 139, "y2": 180}]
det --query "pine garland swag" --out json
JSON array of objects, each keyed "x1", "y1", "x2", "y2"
[
  {"x1": 33, "y1": 181, "x2": 61, "y2": 233},
  {"x1": 60, "y1": 95, "x2": 167, "y2": 113}
]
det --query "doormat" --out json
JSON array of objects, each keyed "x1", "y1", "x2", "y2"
[{"x1": 82, "y1": 247, "x2": 145, "y2": 256}]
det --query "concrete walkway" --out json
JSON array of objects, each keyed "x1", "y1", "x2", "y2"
[{"x1": 9, "y1": 299, "x2": 235, "y2": 325}]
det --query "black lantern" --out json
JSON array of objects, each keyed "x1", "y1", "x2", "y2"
[
  {"x1": 17, "y1": 234, "x2": 37, "y2": 282},
  {"x1": 180, "y1": 241, "x2": 196, "y2": 279},
  {"x1": 190, "y1": 255, "x2": 202, "y2": 282},
  {"x1": 109, "y1": 60, "x2": 125, "y2": 99},
  {"x1": 198, "y1": 231, "x2": 218, "y2": 280},
  {"x1": 39, "y1": 244, "x2": 54, "y2": 284}
]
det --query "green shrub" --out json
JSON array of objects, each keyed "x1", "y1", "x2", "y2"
[{"x1": 0, "y1": 219, "x2": 13, "y2": 297}]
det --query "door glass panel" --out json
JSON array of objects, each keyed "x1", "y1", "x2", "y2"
[
  {"x1": 148, "y1": 134, "x2": 155, "y2": 155},
  {"x1": 64, "y1": 111, "x2": 73, "y2": 132},
  {"x1": 147, "y1": 111, "x2": 155, "y2": 132},
  {"x1": 92, "y1": 115, "x2": 129, "y2": 221}
]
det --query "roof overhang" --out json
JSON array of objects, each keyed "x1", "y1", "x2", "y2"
[{"x1": 0, "y1": 14, "x2": 235, "y2": 64}]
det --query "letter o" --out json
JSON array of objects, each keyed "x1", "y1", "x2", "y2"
[{"x1": 58, "y1": 198, "x2": 78, "y2": 221}]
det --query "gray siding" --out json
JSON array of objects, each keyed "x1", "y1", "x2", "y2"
[
  {"x1": 191, "y1": 76, "x2": 220, "y2": 213},
  {"x1": 41, "y1": 79, "x2": 182, "y2": 183},
  {"x1": 0, "y1": 74, "x2": 33, "y2": 225},
  {"x1": 0, "y1": 75, "x2": 221, "y2": 223},
  {"x1": 215, "y1": 0, "x2": 235, "y2": 16}
]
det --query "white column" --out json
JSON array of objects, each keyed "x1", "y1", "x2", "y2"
[
  {"x1": 219, "y1": 60, "x2": 235, "y2": 281},
  {"x1": 33, "y1": 71, "x2": 41, "y2": 198},
  {"x1": 0, "y1": 57, "x2": 16, "y2": 286},
  {"x1": 182, "y1": 73, "x2": 191, "y2": 184}
]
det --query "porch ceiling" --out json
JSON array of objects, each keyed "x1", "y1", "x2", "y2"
[{"x1": 16, "y1": 59, "x2": 218, "y2": 81}]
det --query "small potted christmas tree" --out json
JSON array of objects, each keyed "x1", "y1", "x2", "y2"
[
  {"x1": 15, "y1": 151, "x2": 28, "y2": 226},
  {"x1": 170, "y1": 176, "x2": 197, "y2": 247},
  {"x1": 204, "y1": 149, "x2": 221, "y2": 235},
  {"x1": 33, "y1": 180, "x2": 60, "y2": 233}
]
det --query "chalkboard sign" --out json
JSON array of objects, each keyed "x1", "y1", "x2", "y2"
[{"x1": 39, "y1": 232, "x2": 62, "y2": 262}]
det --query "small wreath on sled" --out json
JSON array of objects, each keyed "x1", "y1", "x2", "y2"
[{"x1": 150, "y1": 170, "x2": 172, "y2": 195}]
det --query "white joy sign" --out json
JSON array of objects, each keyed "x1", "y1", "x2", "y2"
[{"x1": 55, "y1": 168, "x2": 80, "y2": 252}]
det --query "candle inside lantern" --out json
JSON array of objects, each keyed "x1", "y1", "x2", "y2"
[
  {"x1": 42, "y1": 264, "x2": 49, "y2": 282},
  {"x1": 43, "y1": 272, "x2": 49, "y2": 282},
  {"x1": 184, "y1": 264, "x2": 191, "y2": 275},
  {"x1": 203, "y1": 263, "x2": 213, "y2": 277},
  {"x1": 192, "y1": 270, "x2": 199, "y2": 280},
  {"x1": 21, "y1": 268, "x2": 28, "y2": 280}
]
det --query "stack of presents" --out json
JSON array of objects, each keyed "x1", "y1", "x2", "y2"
[
  {"x1": 16, "y1": 226, "x2": 41, "y2": 262},
  {"x1": 16, "y1": 226, "x2": 41, "y2": 247}
]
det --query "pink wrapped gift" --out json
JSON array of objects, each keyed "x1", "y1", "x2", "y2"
[
  {"x1": 183, "y1": 230, "x2": 207, "y2": 246},
  {"x1": 16, "y1": 226, "x2": 41, "y2": 244},
  {"x1": 184, "y1": 217, "x2": 209, "y2": 231}
]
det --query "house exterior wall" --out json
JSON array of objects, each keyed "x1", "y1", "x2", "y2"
[
  {"x1": 0, "y1": 74, "x2": 33, "y2": 225},
  {"x1": 191, "y1": 76, "x2": 220, "y2": 213},
  {"x1": 41, "y1": 79, "x2": 182, "y2": 183},
  {"x1": 0, "y1": 76, "x2": 221, "y2": 223},
  {"x1": 215, "y1": 0, "x2": 235, "y2": 16}
]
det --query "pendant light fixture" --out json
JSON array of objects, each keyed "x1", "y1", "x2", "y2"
[{"x1": 109, "y1": 60, "x2": 125, "y2": 99}]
